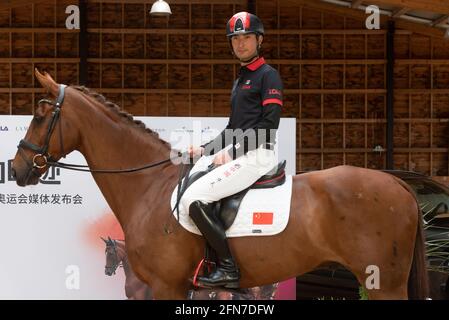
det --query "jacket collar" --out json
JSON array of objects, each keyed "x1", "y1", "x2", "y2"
[{"x1": 243, "y1": 57, "x2": 265, "y2": 71}]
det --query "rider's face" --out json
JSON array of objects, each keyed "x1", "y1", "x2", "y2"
[{"x1": 231, "y1": 33, "x2": 262, "y2": 61}]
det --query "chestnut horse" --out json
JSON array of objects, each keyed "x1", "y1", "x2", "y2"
[{"x1": 12, "y1": 70, "x2": 429, "y2": 299}]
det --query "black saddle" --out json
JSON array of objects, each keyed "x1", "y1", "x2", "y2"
[{"x1": 182, "y1": 160, "x2": 287, "y2": 230}]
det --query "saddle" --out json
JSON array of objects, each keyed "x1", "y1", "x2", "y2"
[
  {"x1": 181, "y1": 160, "x2": 287, "y2": 230},
  {"x1": 180, "y1": 159, "x2": 287, "y2": 286}
]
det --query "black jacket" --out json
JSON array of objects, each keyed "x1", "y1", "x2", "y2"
[{"x1": 202, "y1": 57, "x2": 283, "y2": 159}]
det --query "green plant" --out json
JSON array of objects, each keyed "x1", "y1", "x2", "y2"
[
  {"x1": 421, "y1": 202, "x2": 449, "y2": 274},
  {"x1": 359, "y1": 286, "x2": 369, "y2": 300}
]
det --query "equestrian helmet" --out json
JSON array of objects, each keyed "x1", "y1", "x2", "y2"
[{"x1": 226, "y1": 12, "x2": 264, "y2": 38}]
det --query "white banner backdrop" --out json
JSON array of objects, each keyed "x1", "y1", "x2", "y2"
[{"x1": 0, "y1": 116, "x2": 296, "y2": 299}]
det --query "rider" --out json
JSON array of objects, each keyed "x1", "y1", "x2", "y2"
[{"x1": 183, "y1": 11, "x2": 283, "y2": 289}]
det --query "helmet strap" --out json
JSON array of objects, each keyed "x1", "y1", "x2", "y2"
[{"x1": 239, "y1": 54, "x2": 259, "y2": 64}]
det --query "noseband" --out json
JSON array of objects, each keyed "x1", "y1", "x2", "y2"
[{"x1": 17, "y1": 85, "x2": 67, "y2": 170}]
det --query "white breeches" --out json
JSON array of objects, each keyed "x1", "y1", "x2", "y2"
[{"x1": 180, "y1": 146, "x2": 278, "y2": 212}]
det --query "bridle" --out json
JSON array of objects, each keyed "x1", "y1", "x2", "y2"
[
  {"x1": 15, "y1": 83, "x2": 190, "y2": 229},
  {"x1": 17, "y1": 85, "x2": 67, "y2": 173},
  {"x1": 16, "y1": 84, "x2": 182, "y2": 174},
  {"x1": 105, "y1": 240, "x2": 122, "y2": 275}
]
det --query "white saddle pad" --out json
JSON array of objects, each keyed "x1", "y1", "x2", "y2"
[{"x1": 170, "y1": 175, "x2": 292, "y2": 237}]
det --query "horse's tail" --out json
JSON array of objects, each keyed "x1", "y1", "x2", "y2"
[
  {"x1": 408, "y1": 208, "x2": 430, "y2": 300},
  {"x1": 393, "y1": 177, "x2": 429, "y2": 299}
]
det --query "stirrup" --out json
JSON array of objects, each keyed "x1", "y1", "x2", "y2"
[
  {"x1": 195, "y1": 266, "x2": 240, "y2": 289},
  {"x1": 192, "y1": 258, "x2": 216, "y2": 287}
]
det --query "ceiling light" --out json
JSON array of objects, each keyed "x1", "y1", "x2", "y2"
[{"x1": 150, "y1": 0, "x2": 172, "y2": 17}]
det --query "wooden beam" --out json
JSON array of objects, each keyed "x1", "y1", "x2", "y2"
[
  {"x1": 0, "y1": 28, "x2": 77, "y2": 33},
  {"x1": 0, "y1": 0, "x2": 246, "y2": 9},
  {"x1": 281, "y1": 0, "x2": 446, "y2": 38},
  {"x1": 363, "y1": 0, "x2": 449, "y2": 15},
  {"x1": 396, "y1": 59, "x2": 449, "y2": 64},
  {"x1": 85, "y1": 58, "x2": 386, "y2": 65},
  {"x1": 394, "y1": 18, "x2": 446, "y2": 38},
  {"x1": 299, "y1": 148, "x2": 449, "y2": 153},
  {"x1": 88, "y1": 0, "x2": 246, "y2": 3},
  {"x1": 0, "y1": 0, "x2": 50, "y2": 10},
  {"x1": 386, "y1": 20, "x2": 395, "y2": 170},
  {"x1": 248, "y1": 0, "x2": 256, "y2": 14},
  {"x1": 432, "y1": 14, "x2": 449, "y2": 26},
  {"x1": 87, "y1": 27, "x2": 387, "y2": 35},
  {"x1": 392, "y1": 7, "x2": 410, "y2": 18},
  {"x1": 396, "y1": 89, "x2": 449, "y2": 94},
  {"x1": 0, "y1": 27, "x2": 387, "y2": 35},
  {"x1": 79, "y1": 0, "x2": 88, "y2": 85},
  {"x1": 296, "y1": 118, "x2": 449, "y2": 124},
  {"x1": 351, "y1": 0, "x2": 364, "y2": 8},
  {"x1": 0, "y1": 58, "x2": 79, "y2": 63}
]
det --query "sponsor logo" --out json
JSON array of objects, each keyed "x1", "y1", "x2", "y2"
[
  {"x1": 268, "y1": 89, "x2": 281, "y2": 96},
  {"x1": 174, "y1": 126, "x2": 193, "y2": 133},
  {"x1": 0, "y1": 126, "x2": 8, "y2": 132},
  {"x1": 15, "y1": 126, "x2": 29, "y2": 132},
  {"x1": 201, "y1": 126, "x2": 213, "y2": 134}
]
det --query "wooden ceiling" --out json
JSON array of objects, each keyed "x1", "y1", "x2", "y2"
[
  {"x1": 281, "y1": 0, "x2": 448, "y2": 38},
  {"x1": 360, "y1": 0, "x2": 449, "y2": 15},
  {"x1": 352, "y1": 0, "x2": 449, "y2": 27}
]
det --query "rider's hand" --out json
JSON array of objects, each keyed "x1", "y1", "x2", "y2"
[
  {"x1": 187, "y1": 145, "x2": 204, "y2": 158},
  {"x1": 212, "y1": 150, "x2": 232, "y2": 166}
]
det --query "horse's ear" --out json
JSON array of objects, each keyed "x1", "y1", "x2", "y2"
[
  {"x1": 34, "y1": 68, "x2": 59, "y2": 97},
  {"x1": 100, "y1": 237, "x2": 108, "y2": 244}
]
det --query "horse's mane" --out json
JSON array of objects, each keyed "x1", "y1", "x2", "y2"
[{"x1": 72, "y1": 86, "x2": 170, "y2": 148}]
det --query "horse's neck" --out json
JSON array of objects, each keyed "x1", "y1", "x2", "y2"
[
  {"x1": 75, "y1": 97, "x2": 177, "y2": 229},
  {"x1": 121, "y1": 255, "x2": 132, "y2": 277},
  {"x1": 116, "y1": 243, "x2": 133, "y2": 278}
]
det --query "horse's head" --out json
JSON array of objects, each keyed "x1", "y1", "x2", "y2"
[
  {"x1": 12, "y1": 69, "x2": 81, "y2": 186},
  {"x1": 102, "y1": 236, "x2": 121, "y2": 276}
]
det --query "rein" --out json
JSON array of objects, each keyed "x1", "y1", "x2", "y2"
[
  {"x1": 17, "y1": 84, "x2": 186, "y2": 174},
  {"x1": 46, "y1": 155, "x2": 180, "y2": 174}
]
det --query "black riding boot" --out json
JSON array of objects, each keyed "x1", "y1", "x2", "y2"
[{"x1": 189, "y1": 200, "x2": 240, "y2": 289}]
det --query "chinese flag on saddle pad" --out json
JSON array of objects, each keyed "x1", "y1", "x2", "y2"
[{"x1": 252, "y1": 212, "x2": 274, "y2": 225}]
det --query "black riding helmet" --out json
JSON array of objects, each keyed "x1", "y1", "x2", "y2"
[
  {"x1": 226, "y1": 12, "x2": 264, "y2": 63},
  {"x1": 226, "y1": 12, "x2": 264, "y2": 37}
]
